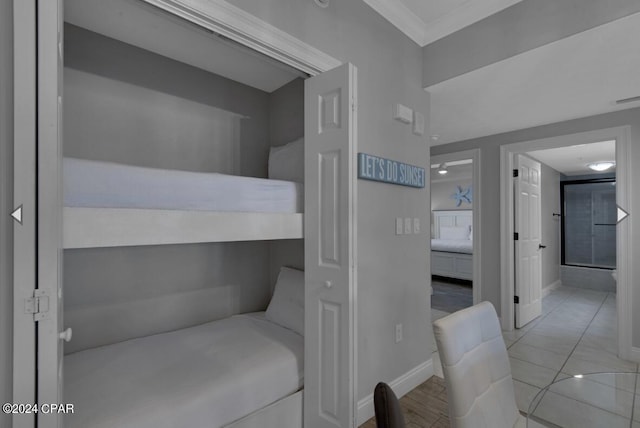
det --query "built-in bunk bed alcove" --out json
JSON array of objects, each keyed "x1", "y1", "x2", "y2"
[{"x1": 61, "y1": 1, "x2": 309, "y2": 426}]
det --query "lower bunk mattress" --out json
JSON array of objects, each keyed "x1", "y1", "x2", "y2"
[
  {"x1": 64, "y1": 157, "x2": 303, "y2": 213},
  {"x1": 64, "y1": 312, "x2": 304, "y2": 428}
]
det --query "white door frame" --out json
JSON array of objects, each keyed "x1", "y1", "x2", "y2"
[
  {"x1": 431, "y1": 149, "x2": 482, "y2": 304},
  {"x1": 499, "y1": 126, "x2": 632, "y2": 360},
  {"x1": 142, "y1": 0, "x2": 341, "y2": 75}
]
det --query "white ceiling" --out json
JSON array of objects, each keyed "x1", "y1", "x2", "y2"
[
  {"x1": 527, "y1": 140, "x2": 616, "y2": 176},
  {"x1": 428, "y1": 11, "x2": 640, "y2": 145},
  {"x1": 65, "y1": 0, "x2": 303, "y2": 93},
  {"x1": 362, "y1": 0, "x2": 522, "y2": 46}
]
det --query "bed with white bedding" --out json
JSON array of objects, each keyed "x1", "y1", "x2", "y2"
[
  {"x1": 64, "y1": 157, "x2": 303, "y2": 213},
  {"x1": 63, "y1": 157, "x2": 304, "y2": 248},
  {"x1": 64, "y1": 312, "x2": 304, "y2": 428},
  {"x1": 431, "y1": 210, "x2": 473, "y2": 281}
]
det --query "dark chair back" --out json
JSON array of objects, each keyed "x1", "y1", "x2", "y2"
[{"x1": 373, "y1": 382, "x2": 406, "y2": 428}]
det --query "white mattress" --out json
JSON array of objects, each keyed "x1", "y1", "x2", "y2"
[
  {"x1": 64, "y1": 313, "x2": 304, "y2": 428},
  {"x1": 64, "y1": 157, "x2": 303, "y2": 213},
  {"x1": 431, "y1": 239, "x2": 473, "y2": 254}
]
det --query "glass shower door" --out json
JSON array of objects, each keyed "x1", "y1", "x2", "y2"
[{"x1": 562, "y1": 179, "x2": 616, "y2": 269}]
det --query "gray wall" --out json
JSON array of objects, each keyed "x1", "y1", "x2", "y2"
[
  {"x1": 269, "y1": 77, "x2": 305, "y2": 147},
  {"x1": 64, "y1": 24, "x2": 271, "y2": 177},
  {"x1": 0, "y1": 0, "x2": 13, "y2": 423},
  {"x1": 227, "y1": 0, "x2": 432, "y2": 404},
  {"x1": 538, "y1": 161, "x2": 561, "y2": 289},
  {"x1": 63, "y1": 26, "x2": 278, "y2": 353},
  {"x1": 431, "y1": 163, "x2": 473, "y2": 211},
  {"x1": 422, "y1": 0, "x2": 640, "y2": 87},
  {"x1": 267, "y1": 78, "x2": 305, "y2": 287},
  {"x1": 432, "y1": 107, "x2": 640, "y2": 347}
]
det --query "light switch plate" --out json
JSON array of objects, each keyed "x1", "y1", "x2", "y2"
[
  {"x1": 404, "y1": 217, "x2": 412, "y2": 234},
  {"x1": 413, "y1": 217, "x2": 420, "y2": 234},
  {"x1": 396, "y1": 217, "x2": 403, "y2": 235},
  {"x1": 394, "y1": 104, "x2": 413, "y2": 124},
  {"x1": 413, "y1": 111, "x2": 425, "y2": 136}
]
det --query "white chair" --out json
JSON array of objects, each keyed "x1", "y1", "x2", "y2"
[{"x1": 433, "y1": 301, "x2": 526, "y2": 428}]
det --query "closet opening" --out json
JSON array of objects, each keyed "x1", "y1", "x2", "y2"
[{"x1": 60, "y1": 1, "x2": 312, "y2": 426}]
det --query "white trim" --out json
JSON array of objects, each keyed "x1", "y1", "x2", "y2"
[
  {"x1": 499, "y1": 126, "x2": 632, "y2": 363},
  {"x1": 361, "y1": 0, "x2": 427, "y2": 46},
  {"x1": 629, "y1": 347, "x2": 640, "y2": 364},
  {"x1": 356, "y1": 359, "x2": 434, "y2": 426},
  {"x1": 541, "y1": 279, "x2": 562, "y2": 298},
  {"x1": 431, "y1": 149, "x2": 481, "y2": 305},
  {"x1": 362, "y1": 0, "x2": 523, "y2": 46},
  {"x1": 63, "y1": 208, "x2": 303, "y2": 248},
  {"x1": 142, "y1": 0, "x2": 341, "y2": 76}
]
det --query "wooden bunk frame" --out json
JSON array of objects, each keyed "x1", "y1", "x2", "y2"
[{"x1": 64, "y1": 208, "x2": 303, "y2": 248}]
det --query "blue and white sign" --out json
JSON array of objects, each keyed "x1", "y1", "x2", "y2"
[{"x1": 358, "y1": 153, "x2": 425, "y2": 188}]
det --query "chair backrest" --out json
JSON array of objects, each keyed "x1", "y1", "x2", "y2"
[
  {"x1": 373, "y1": 382, "x2": 406, "y2": 428},
  {"x1": 433, "y1": 301, "x2": 519, "y2": 428}
]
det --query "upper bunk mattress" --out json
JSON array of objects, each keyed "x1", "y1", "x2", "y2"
[
  {"x1": 64, "y1": 313, "x2": 304, "y2": 428},
  {"x1": 64, "y1": 157, "x2": 303, "y2": 213},
  {"x1": 431, "y1": 239, "x2": 473, "y2": 254}
]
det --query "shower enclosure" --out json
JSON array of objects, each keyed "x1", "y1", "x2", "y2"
[{"x1": 561, "y1": 178, "x2": 616, "y2": 269}]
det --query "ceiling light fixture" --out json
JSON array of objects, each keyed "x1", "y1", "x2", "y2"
[
  {"x1": 587, "y1": 161, "x2": 615, "y2": 172},
  {"x1": 437, "y1": 163, "x2": 448, "y2": 175}
]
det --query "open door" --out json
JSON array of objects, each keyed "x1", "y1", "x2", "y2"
[
  {"x1": 514, "y1": 154, "x2": 542, "y2": 328},
  {"x1": 37, "y1": 0, "x2": 65, "y2": 426},
  {"x1": 304, "y1": 63, "x2": 357, "y2": 428}
]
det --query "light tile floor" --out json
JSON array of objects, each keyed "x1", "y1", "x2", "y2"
[{"x1": 431, "y1": 286, "x2": 639, "y2": 424}]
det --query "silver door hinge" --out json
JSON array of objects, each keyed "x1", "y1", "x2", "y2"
[{"x1": 25, "y1": 289, "x2": 50, "y2": 321}]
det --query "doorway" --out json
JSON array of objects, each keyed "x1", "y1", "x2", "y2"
[
  {"x1": 430, "y1": 149, "x2": 481, "y2": 314},
  {"x1": 500, "y1": 126, "x2": 631, "y2": 360}
]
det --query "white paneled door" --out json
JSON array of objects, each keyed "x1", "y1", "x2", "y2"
[
  {"x1": 304, "y1": 63, "x2": 358, "y2": 428},
  {"x1": 38, "y1": 0, "x2": 65, "y2": 427},
  {"x1": 514, "y1": 154, "x2": 542, "y2": 328}
]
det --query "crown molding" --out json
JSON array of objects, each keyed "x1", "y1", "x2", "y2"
[
  {"x1": 361, "y1": 0, "x2": 427, "y2": 46},
  {"x1": 143, "y1": 0, "x2": 341, "y2": 75}
]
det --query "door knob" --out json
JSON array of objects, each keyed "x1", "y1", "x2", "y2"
[
  {"x1": 59, "y1": 328, "x2": 72, "y2": 342},
  {"x1": 324, "y1": 280, "x2": 333, "y2": 289},
  {"x1": 539, "y1": 244, "x2": 547, "y2": 249}
]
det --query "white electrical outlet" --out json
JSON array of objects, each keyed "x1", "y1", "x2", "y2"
[
  {"x1": 404, "y1": 217, "x2": 412, "y2": 235},
  {"x1": 395, "y1": 324, "x2": 403, "y2": 343},
  {"x1": 413, "y1": 217, "x2": 420, "y2": 234},
  {"x1": 396, "y1": 217, "x2": 403, "y2": 235}
]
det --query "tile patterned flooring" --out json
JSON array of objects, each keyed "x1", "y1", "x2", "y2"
[{"x1": 361, "y1": 286, "x2": 636, "y2": 427}]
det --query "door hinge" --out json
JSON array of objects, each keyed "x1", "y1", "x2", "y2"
[
  {"x1": 514, "y1": 232, "x2": 519, "y2": 240},
  {"x1": 24, "y1": 289, "x2": 50, "y2": 322},
  {"x1": 513, "y1": 169, "x2": 519, "y2": 178},
  {"x1": 514, "y1": 296, "x2": 520, "y2": 304}
]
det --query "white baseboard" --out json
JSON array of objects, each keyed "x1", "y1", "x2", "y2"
[
  {"x1": 356, "y1": 359, "x2": 434, "y2": 426},
  {"x1": 629, "y1": 347, "x2": 640, "y2": 363},
  {"x1": 542, "y1": 280, "x2": 562, "y2": 298}
]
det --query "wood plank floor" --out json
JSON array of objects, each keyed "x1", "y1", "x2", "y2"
[{"x1": 360, "y1": 376, "x2": 450, "y2": 428}]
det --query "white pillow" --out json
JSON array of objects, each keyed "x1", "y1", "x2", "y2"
[
  {"x1": 268, "y1": 138, "x2": 304, "y2": 183},
  {"x1": 265, "y1": 266, "x2": 305, "y2": 336},
  {"x1": 440, "y1": 226, "x2": 469, "y2": 240}
]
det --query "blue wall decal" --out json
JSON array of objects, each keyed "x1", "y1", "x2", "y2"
[
  {"x1": 451, "y1": 185, "x2": 472, "y2": 206},
  {"x1": 357, "y1": 153, "x2": 425, "y2": 188}
]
